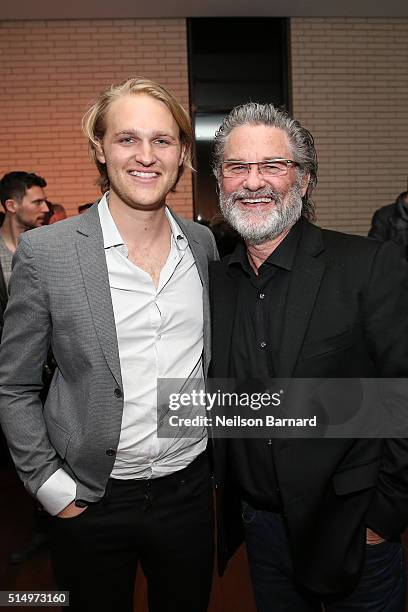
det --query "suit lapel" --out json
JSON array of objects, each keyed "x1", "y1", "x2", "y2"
[
  {"x1": 277, "y1": 222, "x2": 326, "y2": 378},
  {"x1": 75, "y1": 205, "x2": 122, "y2": 387},
  {"x1": 178, "y1": 220, "x2": 209, "y2": 288},
  {"x1": 211, "y1": 260, "x2": 240, "y2": 377},
  {"x1": 173, "y1": 214, "x2": 213, "y2": 373}
]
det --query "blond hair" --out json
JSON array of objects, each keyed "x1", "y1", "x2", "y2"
[{"x1": 82, "y1": 77, "x2": 193, "y2": 193}]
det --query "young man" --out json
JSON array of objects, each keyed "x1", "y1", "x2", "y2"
[
  {"x1": 0, "y1": 171, "x2": 48, "y2": 305},
  {"x1": 210, "y1": 102, "x2": 408, "y2": 611},
  {"x1": 0, "y1": 78, "x2": 217, "y2": 612}
]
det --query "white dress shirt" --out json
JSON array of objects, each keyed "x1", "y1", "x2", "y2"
[{"x1": 99, "y1": 195, "x2": 207, "y2": 479}]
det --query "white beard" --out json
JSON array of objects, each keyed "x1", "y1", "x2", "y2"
[{"x1": 219, "y1": 182, "x2": 303, "y2": 245}]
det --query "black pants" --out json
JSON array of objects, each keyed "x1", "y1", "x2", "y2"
[
  {"x1": 243, "y1": 503, "x2": 406, "y2": 612},
  {"x1": 50, "y1": 452, "x2": 214, "y2": 612}
]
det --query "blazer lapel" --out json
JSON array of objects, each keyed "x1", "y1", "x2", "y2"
[
  {"x1": 210, "y1": 260, "x2": 240, "y2": 377},
  {"x1": 75, "y1": 206, "x2": 122, "y2": 387},
  {"x1": 277, "y1": 222, "x2": 326, "y2": 378},
  {"x1": 173, "y1": 214, "x2": 213, "y2": 373}
]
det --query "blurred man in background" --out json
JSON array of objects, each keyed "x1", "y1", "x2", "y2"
[
  {"x1": 0, "y1": 171, "x2": 48, "y2": 291},
  {"x1": 368, "y1": 189, "x2": 408, "y2": 260},
  {"x1": 47, "y1": 202, "x2": 67, "y2": 225}
]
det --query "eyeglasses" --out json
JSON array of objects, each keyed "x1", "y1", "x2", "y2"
[{"x1": 222, "y1": 159, "x2": 299, "y2": 178}]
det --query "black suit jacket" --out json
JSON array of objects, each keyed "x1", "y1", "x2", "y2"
[{"x1": 210, "y1": 219, "x2": 408, "y2": 596}]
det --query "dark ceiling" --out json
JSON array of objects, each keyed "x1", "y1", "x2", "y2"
[{"x1": 1, "y1": 0, "x2": 407, "y2": 20}]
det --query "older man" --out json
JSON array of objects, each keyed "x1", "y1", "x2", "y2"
[
  {"x1": 210, "y1": 103, "x2": 408, "y2": 611},
  {"x1": 0, "y1": 78, "x2": 217, "y2": 612}
]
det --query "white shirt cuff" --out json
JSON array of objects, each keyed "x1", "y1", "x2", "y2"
[{"x1": 36, "y1": 468, "x2": 77, "y2": 516}]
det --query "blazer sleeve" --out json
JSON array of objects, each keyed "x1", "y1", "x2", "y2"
[
  {"x1": 362, "y1": 240, "x2": 408, "y2": 536},
  {"x1": 0, "y1": 235, "x2": 73, "y2": 507}
]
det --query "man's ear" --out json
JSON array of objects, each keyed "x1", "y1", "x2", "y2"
[
  {"x1": 4, "y1": 199, "x2": 18, "y2": 214},
  {"x1": 94, "y1": 140, "x2": 106, "y2": 164},
  {"x1": 300, "y1": 172, "x2": 310, "y2": 198},
  {"x1": 179, "y1": 144, "x2": 187, "y2": 167}
]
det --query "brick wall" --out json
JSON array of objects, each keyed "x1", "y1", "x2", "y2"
[
  {"x1": 291, "y1": 17, "x2": 408, "y2": 234},
  {"x1": 0, "y1": 19, "x2": 193, "y2": 218},
  {"x1": 3, "y1": 18, "x2": 408, "y2": 229}
]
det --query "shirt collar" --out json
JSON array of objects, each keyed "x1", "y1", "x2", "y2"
[
  {"x1": 98, "y1": 192, "x2": 188, "y2": 252},
  {"x1": 228, "y1": 218, "x2": 302, "y2": 276},
  {"x1": 165, "y1": 207, "x2": 189, "y2": 251},
  {"x1": 98, "y1": 193, "x2": 124, "y2": 249}
]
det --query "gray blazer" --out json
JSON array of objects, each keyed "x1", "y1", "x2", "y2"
[{"x1": 0, "y1": 203, "x2": 218, "y2": 504}]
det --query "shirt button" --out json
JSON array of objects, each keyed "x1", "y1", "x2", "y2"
[
  {"x1": 114, "y1": 388, "x2": 122, "y2": 398},
  {"x1": 106, "y1": 448, "x2": 116, "y2": 456},
  {"x1": 260, "y1": 341, "x2": 267, "y2": 349},
  {"x1": 259, "y1": 293, "x2": 265, "y2": 299}
]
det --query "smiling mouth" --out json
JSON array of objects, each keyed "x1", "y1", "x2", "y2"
[
  {"x1": 238, "y1": 197, "x2": 273, "y2": 205},
  {"x1": 128, "y1": 170, "x2": 159, "y2": 179}
]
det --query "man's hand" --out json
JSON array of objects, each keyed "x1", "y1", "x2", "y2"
[
  {"x1": 366, "y1": 527, "x2": 386, "y2": 545},
  {"x1": 57, "y1": 501, "x2": 88, "y2": 519}
]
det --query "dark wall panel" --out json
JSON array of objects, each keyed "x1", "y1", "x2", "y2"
[{"x1": 188, "y1": 18, "x2": 290, "y2": 221}]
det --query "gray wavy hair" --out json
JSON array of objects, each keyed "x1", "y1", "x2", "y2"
[{"x1": 213, "y1": 102, "x2": 318, "y2": 221}]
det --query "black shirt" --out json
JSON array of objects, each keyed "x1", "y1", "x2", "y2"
[{"x1": 227, "y1": 220, "x2": 301, "y2": 511}]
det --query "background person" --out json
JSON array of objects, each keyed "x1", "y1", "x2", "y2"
[
  {"x1": 0, "y1": 171, "x2": 48, "y2": 288},
  {"x1": 368, "y1": 189, "x2": 408, "y2": 260},
  {"x1": 47, "y1": 202, "x2": 67, "y2": 224}
]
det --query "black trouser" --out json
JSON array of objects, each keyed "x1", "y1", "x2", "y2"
[
  {"x1": 50, "y1": 451, "x2": 214, "y2": 612},
  {"x1": 243, "y1": 503, "x2": 406, "y2": 612}
]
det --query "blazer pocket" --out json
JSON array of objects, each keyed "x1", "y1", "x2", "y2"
[
  {"x1": 46, "y1": 418, "x2": 72, "y2": 461},
  {"x1": 302, "y1": 328, "x2": 355, "y2": 359},
  {"x1": 333, "y1": 460, "x2": 380, "y2": 496}
]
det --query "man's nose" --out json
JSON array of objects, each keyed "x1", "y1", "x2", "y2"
[
  {"x1": 242, "y1": 165, "x2": 267, "y2": 191},
  {"x1": 135, "y1": 141, "x2": 155, "y2": 165},
  {"x1": 40, "y1": 202, "x2": 50, "y2": 213}
]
